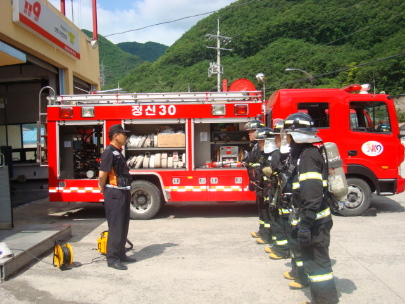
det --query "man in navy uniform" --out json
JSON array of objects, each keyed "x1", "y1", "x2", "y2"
[{"x1": 99, "y1": 124, "x2": 136, "y2": 270}]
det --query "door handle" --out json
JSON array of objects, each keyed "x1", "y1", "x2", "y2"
[{"x1": 348, "y1": 150, "x2": 357, "y2": 156}]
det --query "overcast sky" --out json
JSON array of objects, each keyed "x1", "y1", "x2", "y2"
[{"x1": 50, "y1": 0, "x2": 237, "y2": 46}]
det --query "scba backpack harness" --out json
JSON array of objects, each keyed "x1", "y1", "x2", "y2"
[{"x1": 280, "y1": 142, "x2": 348, "y2": 213}]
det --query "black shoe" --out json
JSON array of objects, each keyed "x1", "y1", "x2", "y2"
[
  {"x1": 108, "y1": 261, "x2": 128, "y2": 270},
  {"x1": 121, "y1": 256, "x2": 137, "y2": 263}
]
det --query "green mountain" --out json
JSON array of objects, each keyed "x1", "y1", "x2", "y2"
[
  {"x1": 116, "y1": 41, "x2": 168, "y2": 62},
  {"x1": 118, "y1": 0, "x2": 405, "y2": 95},
  {"x1": 82, "y1": 29, "x2": 144, "y2": 89}
]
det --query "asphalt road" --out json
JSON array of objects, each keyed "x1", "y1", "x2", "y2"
[{"x1": 1, "y1": 192, "x2": 405, "y2": 304}]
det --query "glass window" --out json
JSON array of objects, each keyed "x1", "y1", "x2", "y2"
[
  {"x1": 297, "y1": 102, "x2": 330, "y2": 128},
  {"x1": 349, "y1": 101, "x2": 391, "y2": 133},
  {"x1": 22, "y1": 123, "x2": 43, "y2": 148}
]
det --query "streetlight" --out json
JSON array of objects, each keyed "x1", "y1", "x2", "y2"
[
  {"x1": 256, "y1": 72, "x2": 265, "y2": 100},
  {"x1": 285, "y1": 68, "x2": 314, "y2": 87}
]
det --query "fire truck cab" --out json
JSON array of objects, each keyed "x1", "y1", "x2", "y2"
[
  {"x1": 266, "y1": 84, "x2": 405, "y2": 216},
  {"x1": 39, "y1": 86, "x2": 263, "y2": 219}
]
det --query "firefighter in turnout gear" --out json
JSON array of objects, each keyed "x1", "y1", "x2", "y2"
[
  {"x1": 243, "y1": 119, "x2": 266, "y2": 240},
  {"x1": 263, "y1": 119, "x2": 291, "y2": 260},
  {"x1": 284, "y1": 113, "x2": 339, "y2": 304},
  {"x1": 255, "y1": 127, "x2": 281, "y2": 245}
]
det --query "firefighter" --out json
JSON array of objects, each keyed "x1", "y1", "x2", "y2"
[
  {"x1": 243, "y1": 119, "x2": 267, "y2": 241},
  {"x1": 255, "y1": 127, "x2": 280, "y2": 245},
  {"x1": 263, "y1": 119, "x2": 291, "y2": 260},
  {"x1": 98, "y1": 124, "x2": 137, "y2": 270},
  {"x1": 283, "y1": 113, "x2": 339, "y2": 304}
]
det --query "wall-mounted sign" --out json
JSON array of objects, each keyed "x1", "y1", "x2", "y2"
[{"x1": 13, "y1": 0, "x2": 80, "y2": 59}]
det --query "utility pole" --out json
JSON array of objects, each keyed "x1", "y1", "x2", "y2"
[{"x1": 206, "y1": 18, "x2": 232, "y2": 92}]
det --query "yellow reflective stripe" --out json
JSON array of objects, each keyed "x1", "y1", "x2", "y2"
[
  {"x1": 296, "y1": 261, "x2": 303, "y2": 267},
  {"x1": 323, "y1": 180, "x2": 327, "y2": 187},
  {"x1": 264, "y1": 223, "x2": 271, "y2": 228},
  {"x1": 272, "y1": 236, "x2": 277, "y2": 240},
  {"x1": 309, "y1": 272, "x2": 334, "y2": 282},
  {"x1": 263, "y1": 176, "x2": 268, "y2": 181},
  {"x1": 259, "y1": 220, "x2": 265, "y2": 225},
  {"x1": 281, "y1": 209, "x2": 290, "y2": 214},
  {"x1": 292, "y1": 182, "x2": 300, "y2": 189},
  {"x1": 291, "y1": 252, "x2": 295, "y2": 258},
  {"x1": 276, "y1": 239, "x2": 288, "y2": 246},
  {"x1": 291, "y1": 218, "x2": 300, "y2": 226},
  {"x1": 299, "y1": 172, "x2": 323, "y2": 181},
  {"x1": 316, "y1": 207, "x2": 331, "y2": 220}
]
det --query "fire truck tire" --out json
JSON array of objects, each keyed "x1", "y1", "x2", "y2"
[
  {"x1": 339, "y1": 177, "x2": 372, "y2": 216},
  {"x1": 130, "y1": 180, "x2": 162, "y2": 220}
]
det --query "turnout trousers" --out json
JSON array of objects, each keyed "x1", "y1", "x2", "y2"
[
  {"x1": 104, "y1": 187, "x2": 131, "y2": 264},
  {"x1": 284, "y1": 218, "x2": 308, "y2": 285},
  {"x1": 256, "y1": 192, "x2": 271, "y2": 240},
  {"x1": 302, "y1": 221, "x2": 339, "y2": 304}
]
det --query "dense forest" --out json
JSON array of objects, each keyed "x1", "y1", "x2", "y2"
[
  {"x1": 116, "y1": 41, "x2": 168, "y2": 62},
  {"x1": 82, "y1": 30, "x2": 167, "y2": 88},
  {"x1": 114, "y1": 0, "x2": 405, "y2": 97}
]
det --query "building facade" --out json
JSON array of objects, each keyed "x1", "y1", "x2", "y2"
[{"x1": 0, "y1": 0, "x2": 100, "y2": 180}]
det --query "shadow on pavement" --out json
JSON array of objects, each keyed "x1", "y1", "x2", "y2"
[
  {"x1": 370, "y1": 194, "x2": 405, "y2": 213},
  {"x1": 135, "y1": 243, "x2": 179, "y2": 262},
  {"x1": 156, "y1": 201, "x2": 257, "y2": 219}
]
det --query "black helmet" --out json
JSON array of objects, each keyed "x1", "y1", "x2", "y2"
[
  {"x1": 284, "y1": 112, "x2": 321, "y2": 143},
  {"x1": 256, "y1": 127, "x2": 275, "y2": 140},
  {"x1": 283, "y1": 112, "x2": 318, "y2": 133},
  {"x1": 245, "y1": 119, "x2": 265, "y2": 131},
  {"x1": 273, "y1": 119, "x2": 284, "y2": 134}
]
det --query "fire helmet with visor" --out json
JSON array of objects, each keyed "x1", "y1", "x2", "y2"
[
  {"x1": 283, "y1": 112, "x2": 322, "y2": 143},
  {"x1": 244, "y1": 119, "x2": 265, "y2": 131},
  {"x1": 256, "y1": 127, "x2": 278, "y2": 154}
]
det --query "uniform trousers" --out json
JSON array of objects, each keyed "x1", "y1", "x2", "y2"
[
  {"x1": 104, "y1": 187, "x2": 131, "y2": 264},
  {"x1": 268, "y1": 210, "x2": 289, "y2": 253},
  {"x1": 256, "y1": 192, "x2": 271, "y2": 239},
  {"x1": 302, "y1": 221, "x2": 339, "y2": 304},
  {"x1": 285, "y1": 218, "x2": 309, "y2": 285}
]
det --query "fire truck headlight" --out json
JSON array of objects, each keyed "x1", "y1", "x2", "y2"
[
  {"x1": 60, "y1": 107, "x2": 73, "y2": 119},
  {"x1": 212, "y1": 105, "x2": 226, "y2": 116},
  {"x1": 81, "y1": 106, "x2": 95, "y2": 118},
  {"x1": 234, "y1": 104, "x2": 248, "y2": 115}
]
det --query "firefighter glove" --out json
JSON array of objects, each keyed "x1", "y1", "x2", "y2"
[
  {"x1": 297, "y1": 227, "x2": 311, "y2": 247},
  {"x1": 262, "y1": 166, "x2": 273, "y2": 177}
]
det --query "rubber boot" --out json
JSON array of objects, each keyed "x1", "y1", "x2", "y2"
[
  {"x1": 284, "y1": 271, "x2": 296, "y2": 280},
  {"x1": 264, "y1": 246, "x2": 274, "y2": 253},
  {"x1": 289, "y1": 280, "x2": 309, "y2": 289},
  {"x1": 269, "y1": 250, "x2": 289, "y2": 260}
]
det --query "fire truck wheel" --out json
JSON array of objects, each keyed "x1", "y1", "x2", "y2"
[
  {"x1": 130, "y1": 180, "x2": 162, "y2": 220},
  {"x1": 339, "y1": 177, "x2": 372, "y2": 216}
]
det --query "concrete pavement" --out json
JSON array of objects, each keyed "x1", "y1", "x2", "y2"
[{"x1": 0, "y1": 193, "x2": 404, "y2": 304}]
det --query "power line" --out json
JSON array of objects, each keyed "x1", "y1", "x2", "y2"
[{"x1": 103, "y1": 0, "x2": 261, "y2": 38}]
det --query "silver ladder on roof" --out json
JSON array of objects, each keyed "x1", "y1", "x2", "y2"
[
  {"x1": 53, "y1": 91, "x2": 263, "y2": 105},
  {"x1": 36, "y1": 86, "x2": 56, "y2": 166}
]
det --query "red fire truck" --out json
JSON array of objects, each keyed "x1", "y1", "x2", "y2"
[
  {"x1": 265, "y1": 84, "x2": 405, "y2": 216},
  {"x1": 38, "y1": 81, "x2": 262, "y2": 219}
]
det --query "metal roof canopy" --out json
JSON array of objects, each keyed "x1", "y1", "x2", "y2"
[{"x1": 0, "y1": 41, "x2": 26, "y2": 67}]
